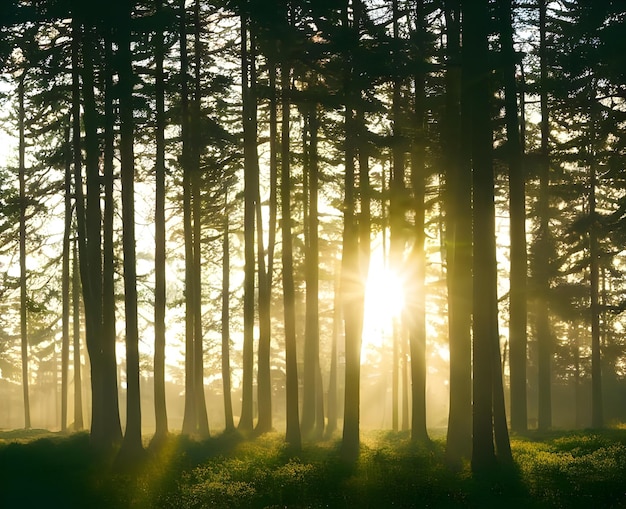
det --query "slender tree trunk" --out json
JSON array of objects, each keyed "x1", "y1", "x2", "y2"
[
  {"x1": 589, "y1": 122, "x2": 603, "y2": 429},
  {"x1": 221, "y1": 188, "x2": 235, "y2": 432},
  {"x1": 536, "y1": 0, "x2": 552, "y2": 431},
  {"x1": 280, "y1": 57, "x2": 302, "y2": 452},
  {"x1": 340, "y1": 0, "x2": 364, "y2": 462},
  {"x1": 18, "y1": 72, "x2": 30, "y2": 431},
  {"x1": 326, "y1": 262, "x2": 341, "y2": 436},
  {"x1": 71, "y1": 15, "x2": 92, "y2": 439},
  {"x1": 102, "y1": 25, "x2": 123, "y2": 445},
  {"x1": 255, "y1": 32, "x2": 274, "y2": 436},
  {"x1": 117, "y1": 0, "x2": 143, "y2": 459},
  {"x1": 152, "y1": 0, "x2": 169, "y2": 444},
  {"x1": 302, "y1": 105, "x2": 322, "y2": 440},
  {"x1": 239, "y1": 11, "x2": 255, "y2": 433},
  {"x1": 61, "y1": 125, "x2": 72, "y2": 434},
  {"x1": 191, "y1": 0, "x2": 209, "y2": 439},
  {"x1": 252, "y1": 49, "x2": 278, "y2": 431},
  {"x1": 180, "y1": 0, "x2": 197, "y2": 436},
  {"x1": 500, "y1": 0, "x2": 528, "y2": 434},
  {"x1": 444, "y1": 0, "x2": 472, "y2": 466},
  {"x1": 72, "y1": 241, "x2": 84, "y2": 431},
  {"x1": 406, "y1": 0, "x2": 429, "y2": 444},
  {"x1": 390, "y1": 0, "x2": 405, "y2": 433}
]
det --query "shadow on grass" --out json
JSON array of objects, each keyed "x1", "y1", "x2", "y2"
[{"x1": 0, "y1": 428, "x2": 625, "y2": 508}]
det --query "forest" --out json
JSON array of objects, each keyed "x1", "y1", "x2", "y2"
[{"x1": 0, "y1": 0, "x2": 626, "y2": 506}]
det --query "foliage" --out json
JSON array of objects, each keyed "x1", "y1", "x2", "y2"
[{"x1": 1, "y1": 430, "x2": 626, "y2": 508}]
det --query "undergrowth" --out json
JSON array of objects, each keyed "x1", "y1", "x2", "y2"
[{"x1": 0, "y1": 428, "x2": 625, "y2": 508}]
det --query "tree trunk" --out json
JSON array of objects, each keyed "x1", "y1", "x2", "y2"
[
  {"x1": 18, "y1": 72, "x2": 30, "y2": 431},
  {"x1": 255, "y1": 33, "x2": 273, "y2": 436},
  {"x1": 180, "y1": 0, "x2": 197, "y2": 436},
  {"x1": 302, "y1": 105, "x2": 322, "y2": 440},
  {"x1": 536, "y1": 0, "x2": 552, "y2": 431},
  {"x1": 407, "y1": 0, "x2": 429, "y2": 444},
  {"x1": 464, "y1": 0, "x2": 512, "y2": 471},
  {"x1": 102, "y1": 24, "x2": 123, "y2": 446},
  {"x1": 191, "y1": 0, "x2": 210, "y2": 439},
  {"x1": 72, "y1": 241, "x2": 84, "y2": 431},
  {"x1": 326, "y1": 262, "x2": 341, "y2": 436},
  {"x1": 61, "y1": 124, "x2": 71, "y2": 434},
  {"x1": 280, "y1": 59, "x2": 302, "y2": 452},
  {"x1": 340, "y1": 0, "x2": 364, "y2": 462},
  {"x1": 390, "y1": 0, "x2": 405, "y2": 433},
  {"x1": 444, "y1": 0, "x2": 472, "y2": 466},
  {"x1": 500, "y1": 0, "x2": 528, "y2": 434},
  {"x1": 589, "y1": 117, "x2": 603, "y2": 429},
  {"x1": 221, "y1": 188, "x2": 235, "y2": 432},
  {"x1": 152, "y1": 0, "x2": 169, "y2": 444},
  {"x1": 117, "y1": 0, "x2": 143, "y2": 460},
  {"x1": 239, "y1": 10, "x2": 255, "y2": 433}
]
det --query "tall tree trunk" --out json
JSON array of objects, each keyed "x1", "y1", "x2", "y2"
[
  {"x1": 102, "y1": 24, "x2": 123, "y2": 445},
  {"x1": 464, "y1": 0, "x2": 512, "y2": 471},
  {"x1": 221, "y1": 188, "x2": 235, "y2": 432},
  {"x1": 61, "y1": 124, "x2": 72, "y2": 434},
  {"x1": 340, "y1": 0, "x2": 364, "y2": 462},
  {"x1": 18, "y1": 72, "x2": 30, "y2": 430},
  {"x1": 326, "y1": 261, "x2": 341, "y2": 436},
  {"x1": 589, "y1": 107, "x2": 603, "y2": 429},
  {"x1": 500, "y1": 0, "x2": 528, "y2": 434},
  {"x1": 239, "y1": 10, "x2": 255, "y2": 433},
  {"x1": 390, "y1": 0, "x2": 405, "y2": 433},
  {"x1": 72, "y1": 240, "x2": 84, "y2": 431},
  {"x1": 444, "y1": 0, "x2": 472, "y2": 466},
  {"x1": 255, "y1": 33, "x2": 274, "y2": 436},
  {"x1": 117, "y1": 0, "x2": 143, "y2": 459},
  {"x1": 311, "y1": 109, "x2": 325, "y2": 438},
  {"x1": 302, "y1": 105, "x2": 322, "y2": 440},
  {"x1": 536, "y1": 0, "x2": 552, "y2": 431},
  {"x1": 191, "y1": 0, "x2": 210, "y2": 439},
  {"x1": 180, "y1": 0, "x2": 197, "y2": 436},
  {"x1": 280, "y1": 59, "x2": 302, "y2": 452},
  {"x1": 406, "y1": 0, "x2": 429, "y2": 444},
  {"x1": 152, "y1": 0, "x2": 169, "y2": 444}
]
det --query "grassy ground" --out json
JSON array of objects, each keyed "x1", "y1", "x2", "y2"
[{"x1": 0, "y1": 428, "x2": 625, "y2": 508}]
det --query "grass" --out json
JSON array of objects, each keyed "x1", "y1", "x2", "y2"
[{"x1": 0, "y1": 428, "x2": 626, "y2": 508}]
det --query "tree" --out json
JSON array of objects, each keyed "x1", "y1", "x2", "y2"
[
  {"x1": 340, "y1": 0, "x2": 365, "y2": 462},
  {"x1": 152, "y1": 0, "x2": 169, "y2": 445},
  {"x1": 463, "y1": 0, "x2": 512, "y2": 471},
  {"x1": 535, "y1": 0, "x2": 553, "y2": 431},
  {"x1": 500, "y1": 0, "x2": 528, "y2": 434},
  {"x1": 18, "y1": 70, "x2": 31, "y2": 430},
  {"x1": 117, "y1": 0, "x2": 144, "y2": 460},
  {"x1": 280, "y1": 47, "x2": 302, "y2": 452},
  {"x1": 239, "y1": 6, "x2": 256, "y2": 434},
  {"x1": 406, "y1": 0, "x2": 429, "y2": 445},
  {"x1": 444, "y1": 0, "x2": 472, "y2": 466}
]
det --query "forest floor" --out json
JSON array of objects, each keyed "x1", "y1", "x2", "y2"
[{"x1": 0, "y1": 427, "x2": 625, "y2": 508}]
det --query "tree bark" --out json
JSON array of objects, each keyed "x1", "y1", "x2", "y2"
[
  {"x1": 536, "y1": 0, "x2": 552, "y2": 431},
  {"x1": 239, "y1": 10, "x2": 255, "y2": 433},
  {"x1": 464, "y1": 0, "x2": 512, "y2": 471},
  {"x1": 152, "y1": 0, "x2": 169, "y2": 444},
  {"x1": 221, "y1": 188, "x2": 235, "y2": 432},
  {"x1": 18, "y1": 72, "x2": 30, "y2": 430},
  {"x1": 500, "y1": 0, "x2": 528, "y2": 434},
  {"x1": 444, "y1": 0, "x2": 472, "y2": 466},
  {"x1": 280, "y1": 58, "x2": 302, "y2": 452},
  {"x1": 117, "y1": 0, "x2": 143, "y2": 459}
]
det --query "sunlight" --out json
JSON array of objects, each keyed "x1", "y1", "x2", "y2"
[{"x1": 361, "y1": 249, "x2": 405, "y2": 354}]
